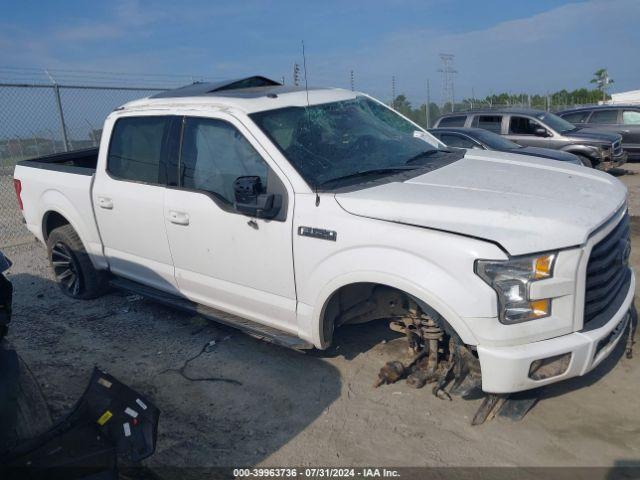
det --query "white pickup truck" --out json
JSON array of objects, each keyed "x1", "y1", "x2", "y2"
[{"x1": 13, "y1": 76, "x2": 634, "y2": 399}]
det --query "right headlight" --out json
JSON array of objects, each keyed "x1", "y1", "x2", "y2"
[{"x1": 475, "y1": 253, "x2": 556, "y2": 324}]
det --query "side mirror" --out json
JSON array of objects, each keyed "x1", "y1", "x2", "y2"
[
  {"x1": 534, "y1": 127, "x2": 549, "y2": 137},
  {"x1": 233, "y1": 176, "x2": 281, "y2": 219}
]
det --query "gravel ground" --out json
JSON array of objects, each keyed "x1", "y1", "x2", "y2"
[{"x1": 2, "y1": 164, "x2": 640, "y2": 474}]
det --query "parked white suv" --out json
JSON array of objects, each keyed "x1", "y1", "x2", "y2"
[{"x1": 13, "y1": 77, "x2": 634, "y2": 397}]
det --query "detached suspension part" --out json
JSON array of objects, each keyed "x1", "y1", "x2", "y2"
[
  {"x1": 374, "y1": 301, "x2": 481, "y2": 401},
  {"x1": 373, "y1": 300, "x2": 539, "y2": 425}
]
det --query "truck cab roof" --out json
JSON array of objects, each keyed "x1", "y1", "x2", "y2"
[{"x1": 120, "y1": 75, "x2": 357, "y2": 114}]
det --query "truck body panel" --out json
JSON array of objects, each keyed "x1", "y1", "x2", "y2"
[{"x1": 13, "y1": 81, "x2": 634, "y2": 395}]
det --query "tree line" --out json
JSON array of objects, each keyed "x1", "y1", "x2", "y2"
[{"x1": 391, "y1": 87, "x2": 609, "y2": 128}]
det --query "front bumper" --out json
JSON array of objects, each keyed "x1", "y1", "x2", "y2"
[
  {"x1": 477, "y1": 269, "x2": 634, "y2": 393},
  {"x1": 597, "y1": 151, "x2": 628, "y2": 171}
]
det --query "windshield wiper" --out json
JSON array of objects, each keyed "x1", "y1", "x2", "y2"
[
  {"x1": 405, "y1": 148, "x2": 454, "y2": 165},
  {"x1": 320, "y1": 166, "x2": 418, "y2": 187}
]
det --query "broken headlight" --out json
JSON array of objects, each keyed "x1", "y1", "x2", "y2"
[{"x1": 475, "y1": 253, "x2": 556, "y2": 324}]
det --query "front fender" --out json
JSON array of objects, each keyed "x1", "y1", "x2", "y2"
[
  {"x1": 561, "y1": 144, "x2": 600, "y2": 161},
  {"x1": 300, "y1": 244, "x2": 501, "y2": 348}
]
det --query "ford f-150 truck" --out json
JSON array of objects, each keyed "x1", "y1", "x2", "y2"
[{"x1": 13, "y1": 76, "x2": 635, "y2": 401}]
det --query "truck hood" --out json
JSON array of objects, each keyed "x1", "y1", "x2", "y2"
[
  {"x1": 567, "y1": 127, "x2": 622, "y2": 144},
  {"x1": 334, "y1": 150, "x2": 627, "y2": 255}
]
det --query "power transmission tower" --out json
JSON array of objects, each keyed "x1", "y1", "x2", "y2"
[
  {"x1": 293, "y1": 62, "x2": 301, "y2": 87},
  {"x1": 391, "y1": 75, "x2": 396, "y2": 108},
  {"x1": 438, "y1": 53, "x2": 457, "y2": 112},
  {"x1": 426, "y1": 79, "x2": 431, "y2": 128},
  {"x1": 350, "y1": 70, "x2": 354, "y2": 91}
]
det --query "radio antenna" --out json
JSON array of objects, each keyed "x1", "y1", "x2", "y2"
[
  {"x1": 302, "y1": 40, "x2": 311, "y2": 109},
  {"x1": 301, "y1": 40, "x2": 320, "y2": 206}
]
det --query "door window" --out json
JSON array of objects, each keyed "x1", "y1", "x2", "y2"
[
  {"x1": 180, "y1": 118, "x2": 268, "y2": 204},
  {"x1": 622, "y1": 110, "x2": 640, "y2": 125},
  {"x1": 439, "y1": 133, "x2": 478, "y2": 148},
  {"x1": 107, "y1": 116, "x2": 171, "y2": 184},
  {"x1": 509, "y1": 116, "x2": 543, "y2": 135},
  {"x1": 588, "y1": 109, "x2": 619, "y2": 124},
  {"x1": 474, "y1": 115, "x2": 502, "y2": 133}
]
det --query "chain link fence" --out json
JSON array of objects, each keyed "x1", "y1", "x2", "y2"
[{"x1": 0, "y1": 82, "x2": 167, "y2": 247}]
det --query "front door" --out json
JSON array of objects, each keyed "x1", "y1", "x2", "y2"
[
  {"x1": 164, "y1": 114, "x2": 297, "y2": 333},
  {"x1": 506, "y1": 115, "x2": 563, "y2": 148},
  {"x1": 93, "y1": 114, "x2": 179, "y2": 293}
]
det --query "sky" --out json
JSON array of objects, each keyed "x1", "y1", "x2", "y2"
[{"x1": 1, "y1": 0, "x2": 639, "y2": 105}]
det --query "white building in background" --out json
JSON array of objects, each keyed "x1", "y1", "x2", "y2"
[{"x1": 602, "y1": 89, "x2": 640, "y2": 105}]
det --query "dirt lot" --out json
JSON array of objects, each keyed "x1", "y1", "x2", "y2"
[{"x1": 3, "y1": 165, "x2": 640, "y2": 473}]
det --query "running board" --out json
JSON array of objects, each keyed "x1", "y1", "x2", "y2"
[{"x1": 109, "y1": 277, "x2": 313, "y2": 351}]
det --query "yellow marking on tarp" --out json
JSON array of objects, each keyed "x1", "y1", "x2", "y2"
[{"x1": 97, "y1": 410, "x2": 113, "y2": 426}]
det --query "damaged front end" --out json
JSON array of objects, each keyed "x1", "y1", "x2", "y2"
[{"x1": 337, "y1": 286, "x2": 541, "y2": 425}]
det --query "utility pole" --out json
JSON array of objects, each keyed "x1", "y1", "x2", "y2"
[
  {"x1": 350, "y1": 70, "x2": 355, "y2": 91},
  {"x1": 471, "y1": 87, "x2": 475, "y2": 110},
  {"x1": 438, "y1": 53, "x2": 457, "y2": 112},
  {"x1": 426, "y1": 79, "x2": 432, "y2": 128}
]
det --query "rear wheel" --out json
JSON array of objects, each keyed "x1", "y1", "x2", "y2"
[
  {"x1": 576, "y1": 154, "x2": 593, "y2": 168},
  {"x1": 46, "y1": 225, "x2": 107, "y2": 299}
]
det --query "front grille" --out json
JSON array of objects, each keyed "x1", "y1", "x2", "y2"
[
  {"x1": 584, "y1": 212, "x2": 631, "y2": 328},
  {"x1": 612, "y1": 139, "x2": 623, "y2": 156}
]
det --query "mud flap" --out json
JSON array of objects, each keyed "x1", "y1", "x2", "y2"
[{"x1": 1, "y1": 368, "x2": 160, "y2": 479}]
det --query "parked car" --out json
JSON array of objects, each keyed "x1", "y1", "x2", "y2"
[
  {"x1": 557, "y1": 105, "x2": 640, "y2": 161},
  {"x1": 434, "y1": 108, "x2": 626, "y2": 170},
  {"x1": 428, "y1": 127, "x2": 583, "y2": 165},
  {"x1": 13, "y1": 77, "x2": 634, "y2": 403}
]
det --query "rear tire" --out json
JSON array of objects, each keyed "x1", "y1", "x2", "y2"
[
  {"x1": 576, "y1": 154, "x2": 593, "y2": 168},
  {"x1": 46, "y1": 225, "x2": 107, "y2": 299}
]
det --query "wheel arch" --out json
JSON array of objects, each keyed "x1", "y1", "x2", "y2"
[{"x1": 313, "y1": 272, "x2": 479, "y2": 349}]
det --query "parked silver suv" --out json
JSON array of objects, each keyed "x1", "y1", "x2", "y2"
[{"x1": 434, "y1": 108, "x2": 627, "y2": 170}]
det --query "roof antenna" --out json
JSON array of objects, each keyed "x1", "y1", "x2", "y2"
[{"x1": 302, "y1": 40, "x2": 320, "y2": 207}]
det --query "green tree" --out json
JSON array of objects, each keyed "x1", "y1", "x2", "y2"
[{"x1": 590, "y1": 68, "x2": 614, "y2": 100}]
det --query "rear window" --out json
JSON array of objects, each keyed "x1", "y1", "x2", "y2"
[
  {"x1": 589, "y1": 109, "x2": 619, "y2": 124},
  {"x1": 560, "y1": 111, "x2": 590, "y2": 124},
  {"x1": 474, "y1": 115, "x2": 503, "y2": 133},
  {"x1": 437, "y1": 115, "x2": 467, "y2": 127},
  {"x1": 108, "y1": 116, "x2": 171, "y2": 184},
  {"x1": 439, "y1": 133, "x2": 477, "y2": 149}
]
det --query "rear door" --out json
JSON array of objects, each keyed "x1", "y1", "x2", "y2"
[
  {"x1": 93, "y1": 114, "x2": 180, "y2": 292},
  {"x1": 621, "y1": 108, "x2": 640, "y2": 159},
  {"x1": 163, "y1": 113, "x2": 297, "y2": 332},
  {"x1": 471, "y1": 114, "x2": 504, "y2": 135},
  {"x1": 585, "y1": 108, "x2": 621, "y2": 135}
]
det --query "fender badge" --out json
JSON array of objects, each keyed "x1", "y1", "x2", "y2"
[{"x1": 298, "y1": 226, "x2": 337, "y2": 242}]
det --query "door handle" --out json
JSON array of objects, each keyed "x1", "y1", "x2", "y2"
[
  {"x1": 97, "y1": 196, "x2": 113, "y2": 210},
  {"x1": 168, "y1": 210, "x2": 190, "y2": 226}
]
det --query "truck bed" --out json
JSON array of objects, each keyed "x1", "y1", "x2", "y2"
[{"x1": 17, "y1": 148, "x2": 98, "y2": 176}]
